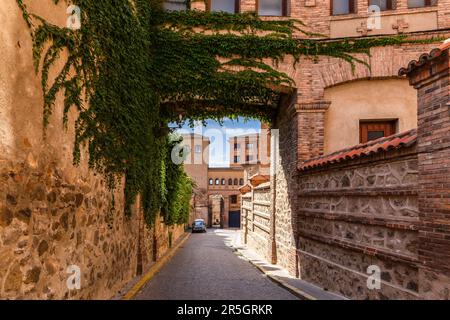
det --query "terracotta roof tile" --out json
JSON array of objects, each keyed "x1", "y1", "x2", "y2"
[
  {"x1": 299, "y1": 129, "x2": 417, "y2": 171},
  {"x1": 398, "y1": 39, "x2": 450, "y2": 76},
  {"x1": 249, "y1": 173, "x2": 269, "y2": 187},
  {"x1": 239, "y1": 183, "x2": 252, "y2": 194}
]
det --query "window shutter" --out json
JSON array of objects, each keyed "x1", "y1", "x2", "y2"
[{"x1": 235, "y1": 0, "x2": 240, "y2": 13}]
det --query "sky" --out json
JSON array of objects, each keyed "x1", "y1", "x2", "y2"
[{"x1": 173, "y1": 117, "x2": 261, "y2": 167}]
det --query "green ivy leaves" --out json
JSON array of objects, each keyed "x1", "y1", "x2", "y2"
[{"x1": 16, "y1": 0, "x2": 439, "y2": 226}]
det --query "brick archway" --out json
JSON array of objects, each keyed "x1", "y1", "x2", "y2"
[{"x1": 291, "y1": 44, "x2": 440, "y2": 103}]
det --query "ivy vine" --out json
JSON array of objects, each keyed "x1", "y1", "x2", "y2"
[{"x1": 16, "y1": 0, "x2": 440, "y2": 226}]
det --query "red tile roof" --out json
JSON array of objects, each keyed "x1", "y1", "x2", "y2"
[
  {"x1": 249, "y1": 174, "x2": 269, "y2": 187},
  {"x1": 299, "y1": 129, "x2": 417, "y2": 171},
  {"x1": 398, "y1": 40, "x2": 450, "y2": 76},
  {"x1": 239, "y1": 183, "x2": 252, "y2": 194}
]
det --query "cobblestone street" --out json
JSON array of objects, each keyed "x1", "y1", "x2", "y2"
[{"x1": 134, "y1": 230, "x2": 298, "y2": 300}]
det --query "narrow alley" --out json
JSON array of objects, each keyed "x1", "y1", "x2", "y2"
[{"x1": 134, "y1": 230, "x2": 298, "y2": 300}]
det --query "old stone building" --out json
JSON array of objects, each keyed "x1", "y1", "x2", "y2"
[
  {"x1": 180, "y1": 133, "x2": 211, "y2": 225},
  {"x1": 207, "y1": 167, "x2": 245, "y2": 227},
  {"x1": 234, "y1": 0, "x2": 450, "y2": 299},
  {"x1": 180, "y1": 133, "x2": 242, "y2": 227},
  {"x1": 1, "y1": 0, "x2": 449, "y2": 300},
  {"x1": 181, "y1": 124, "x2": 271, "y2": 228}
]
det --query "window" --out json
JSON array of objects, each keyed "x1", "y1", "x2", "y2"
[
  {"x1": 234, "y1": 156, "x2": 240, "y2": 163},
  {"x1": 194, "y1": 145, "x2": 202, "y2": 153},
  {"x1": 228, "y1": 178, "x2": 233, "y2": 185},
  {"x1": 234, "y1": 178, "x2": 238, "y2": 185},
  {"x1": 208, "y1": 0, "x2": 240, "y2": 13},
  {"x1": 331, "y1": 0, "x2": 356, "y2": 15},
  {"x1": 407, "y1": 0, "x2": 432, "y2": 8},
  {"x1": 369, "y1": 0, "x2": 393, "y2": 10},
  {"x1": 360, "y1": 120, "x2": 397, "y2": 143},
  {"x1": 209, "y1": 178, "x2": 213, "y2": 185},
  {"x1": 215, "y1": 178, "x2": 220, "y2": 185},
  {"x1": 183, "y1": 145, "x2": 191, "y2": 156},
  {"x1": 246, "y1": 143, "x2": 254, "y2": 150},
  {"x1": 164, "y1": 0, "x2": 187, "y2": 11},
  {"x1": 221, "y1": 178, "x2": 226, "y2": 185},
  {"x1": 239, "y1": 178, "x2": 244, "y2": 185},
  {"x1": 246, "y1": 155, "x2": 254, "y2": 162},
  {"x1": 234, "y1": 143, "x2": 240, "y2": 150},
  {"x1": 258, "y1": 0, "x2": 288, "y2": 17},
  {"x1": 230, "y1": 195, "x2": 238, "y2": 204}
]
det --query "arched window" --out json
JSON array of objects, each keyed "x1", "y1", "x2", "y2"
[
  {"x1": 228, "y1": 178, "x2": 233, "y2": 185},
  {"x1": 209, "y1": 178, "x2": 213, "y2": 185},
  {"x1": 215, "y1": 178, "x2": 220, "y2": 185},
  {"x1": 221, "y1": 178, "x2": 226, "y2": 185},
  {"x1": 234, "y1": 178, "x2": 238, "y2": 185},
  {"x1": 239, "y1": 178, "x2": 244, "y2": 185}
]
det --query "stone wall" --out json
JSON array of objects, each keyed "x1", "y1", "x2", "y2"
[
  {"x1": 273, "y1": 100, "x2": 299, "y2": 275},
  {"x1": 298, "y1": 147, "x2": 420, "y2": 299},
  {"x1": 0, "y1": 0, "x2": 186, "y2": 300},
  {"x1": 241, "y1": 183, "x2": 271, "y2": 260},
  {"x1": 0, "y1": 158, "x2": 185, "y2": 299}
]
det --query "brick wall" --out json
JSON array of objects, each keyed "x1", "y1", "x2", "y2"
[
  {"x1": 404, "y1": 47, "x2": 450, "y2": 299},
  {"x1": 273, "y1": 99, "x2": 299, "y2": 275},
  {"x1": 290, "y1": 42, "x2": 450, "y2": 300},
  {"x1": 196, "y1": 1, "x2": 450, "y2": 36}
]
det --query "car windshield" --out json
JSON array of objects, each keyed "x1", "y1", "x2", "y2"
[{"x1": 194, "y1": 221, "x2": 204, "y2": 226}]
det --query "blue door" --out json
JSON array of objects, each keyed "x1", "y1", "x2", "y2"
[{"x1": 229, "y1": 211, "x2": 241, "y2": 228}]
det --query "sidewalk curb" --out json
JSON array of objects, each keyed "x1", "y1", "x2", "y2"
[
  {"x1": 234, "y1": 248, "x2": 317, "y2": 301},
  {"x1": 122, "y1": 232, "x2": 191, "y2": 300}
]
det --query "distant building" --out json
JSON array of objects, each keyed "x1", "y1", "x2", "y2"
[
  {"x1": 180, "y1": 123, "x2": 270, "y2": 228},
  {"x1": 179, "y1": 133, "x2": 210, "y2": 225},
  {"x1": 207, "y1": 166, "x2": 244, "y2": 228}
]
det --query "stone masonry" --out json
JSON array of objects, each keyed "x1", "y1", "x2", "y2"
[
  {"x1": 0, "y1": 0, "x2": 186, "y2": 299},
  {"x1": 234, "y1": 0, "x2": 450, "y2": 300},
  {"x1": 298, "y1": 147, "x2": 420, "y2": 299},
  {"x1": 241, "y1": 182, "x2": 271, "y2": 261}
]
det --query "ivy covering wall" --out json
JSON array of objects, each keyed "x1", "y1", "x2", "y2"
[{"x1": 16, "y1": 0, "x2": 439, "y2": 226}]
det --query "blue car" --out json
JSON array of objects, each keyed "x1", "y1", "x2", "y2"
[{"x1": 192, "y1": 219, "x2": 207, "y2": 233}]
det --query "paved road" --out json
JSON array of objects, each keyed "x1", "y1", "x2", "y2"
[{"x1": 134, "y1": 229, "x2": 298, "y2": 300}]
